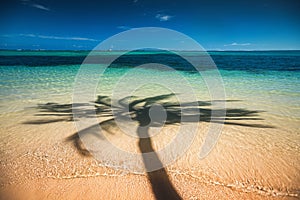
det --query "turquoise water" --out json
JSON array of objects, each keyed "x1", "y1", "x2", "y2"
[{"x1": 0, "y1": 50, "x2": 299, "y2": 118}]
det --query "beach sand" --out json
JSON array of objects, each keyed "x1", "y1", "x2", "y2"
[{"x1": 0, "y1": 102, "x2": 299, "y2": 200}]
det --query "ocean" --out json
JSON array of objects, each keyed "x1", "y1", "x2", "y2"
[{"x1": 0, "y1": 50, "x2": 299, "y2": 116}]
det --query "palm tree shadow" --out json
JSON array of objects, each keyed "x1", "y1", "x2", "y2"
[
  {"x1": 25, "y1": 94, "x2": 274, "y2": 200},
  {"x1": 138, "y1": 126, "x2": 182, "y2": 199}
]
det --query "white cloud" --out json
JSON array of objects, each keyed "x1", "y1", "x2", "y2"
[
  {"x1": 224, "y1": 42, "x2": 251, "y2": 46},
  {"x1": 31, "y1": 4, "x2": 50, "y2": 11},
  {"x1": 20, "y1": 33, "x2": 35, "y2": 37},
  {"x1": 19, "y1": 34, "x2": 99, "y2": 41},
  {"x1": 21, "y1": 0, "x2": 50, "y2": 11},
  {"x1": 72, "y1": 44, "x2": 85, "y2": 48},
  {"x1": 155, "y1": 14, "x2": 173, "y2": 21},
  {"x1": 117, "y1": 26, "x2": 131, "y2": 30},
  {"x1": 0, "y1": 34, "x2": 13, "y2": 38}
]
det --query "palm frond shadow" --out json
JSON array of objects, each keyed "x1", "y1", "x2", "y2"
[{"x1": 25, "y1": 94, "x2": 273, "y2": 200}]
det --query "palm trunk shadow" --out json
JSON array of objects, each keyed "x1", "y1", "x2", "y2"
[{"x1": 137, "y1": 125, "x2": 182, "y2": 200}]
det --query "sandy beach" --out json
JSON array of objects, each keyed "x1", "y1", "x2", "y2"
[{"x1": 0, "y1": 98, "x2": 299, "y2": 199}]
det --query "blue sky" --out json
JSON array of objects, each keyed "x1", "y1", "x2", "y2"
[{"x1": 0, "y1": 0, "x2": 299, "y2": 50}]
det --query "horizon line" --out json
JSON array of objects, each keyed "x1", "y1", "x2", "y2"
[{"x1": 1, "y1": 48, "x2": 300, "y2": 52}]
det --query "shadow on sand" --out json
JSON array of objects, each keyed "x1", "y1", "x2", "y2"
[{"x1": 25, "y1": 94, "x2": 274, "y2": 200}]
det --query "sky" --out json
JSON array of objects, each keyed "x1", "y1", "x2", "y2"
[{"x1": 0, "y1": 0, "x2": 299, "y2": 50}]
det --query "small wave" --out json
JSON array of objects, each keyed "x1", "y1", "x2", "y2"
[{"x1": 168, "y1": 169, "x2": 299, "y2": 198}]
